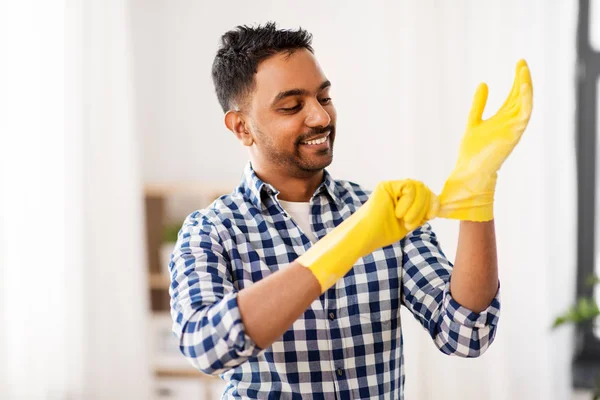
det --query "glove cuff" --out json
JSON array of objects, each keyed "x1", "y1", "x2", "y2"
[{"x1": 437, "y1": 173, "x2": 496, "y2": 221}]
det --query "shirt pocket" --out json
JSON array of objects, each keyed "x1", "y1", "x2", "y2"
[
  {"x1": 351, "y1": 289, "x2": 393, "y2": 328},
  {"x1": 345, "y1": 252, "x2": 401, "y2": 329}
]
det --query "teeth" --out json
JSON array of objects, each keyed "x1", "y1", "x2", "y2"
[{"x1": 303, "y1": 134, "x2": 329, "y2": 145}]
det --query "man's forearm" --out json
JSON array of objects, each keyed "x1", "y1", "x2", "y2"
[
  {"x1": 449, "y1": 220, "x2": 499, "y2": 313},
  {"x1": 237, "y1": 261, "x2": 321, "y2": 349}
]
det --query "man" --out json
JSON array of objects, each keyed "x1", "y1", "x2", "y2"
[{"x1": 169, "y1": 22, "x2": 532, "y2": 399}]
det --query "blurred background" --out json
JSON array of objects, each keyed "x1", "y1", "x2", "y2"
[{"x1": 0, "y1": 0, "x2": 594, "y2": 398}]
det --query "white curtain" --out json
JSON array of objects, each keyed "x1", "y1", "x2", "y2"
[{"x1": 1, "y1": 1, "x2": 151, "y2": 398}]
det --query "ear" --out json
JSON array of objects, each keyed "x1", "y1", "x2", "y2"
[{"x1": 225, "y1": 111, "x2": 254, "y2": 146}]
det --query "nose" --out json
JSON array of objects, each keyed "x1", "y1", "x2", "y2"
[{"x1": 305, "y1": 99, "x2": 331, "y2": 128}]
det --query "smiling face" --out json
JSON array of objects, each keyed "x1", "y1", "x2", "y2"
[{"x1": 235, "y1": 48, "x2": 337, "y2": 178}]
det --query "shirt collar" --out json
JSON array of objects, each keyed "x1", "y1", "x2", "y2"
[{"x1": 240, "y1": 162, "x2": 341, "y2": 209}]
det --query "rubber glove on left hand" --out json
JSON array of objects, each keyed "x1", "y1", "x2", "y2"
[{"x1": 438, "y1": 59, "x2": 534, "y2": 221}]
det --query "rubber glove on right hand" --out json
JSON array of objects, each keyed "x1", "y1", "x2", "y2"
[
  {"x1": 438, "y1": 59, "x2": 534, "y2": 221},
  {"x1": 297, "y1": 179, "x2": 439, "y2": 293}
]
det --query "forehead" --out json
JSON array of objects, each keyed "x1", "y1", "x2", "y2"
[{"x1": 253, "y1": 49, "x2": 328, "y2": 103}]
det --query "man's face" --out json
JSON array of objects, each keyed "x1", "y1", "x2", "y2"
[{"x1": 245, "y1": 48, "x2": 336, "y2": 177}]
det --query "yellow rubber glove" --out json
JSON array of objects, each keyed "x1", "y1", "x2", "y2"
[
  {"x1": 438, "y1": 59, "x2": 534, "y2": 221},
  {"x1": 297, "y1": 180, "x2": 439, "y2": 293}
]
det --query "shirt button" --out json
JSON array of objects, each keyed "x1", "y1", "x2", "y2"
[
  {"x1": 337, "y1": 368, "x2": 344, "y2": 377},
  {"x1": 328, "y1": 311, "x2": 335, "y2": 321}
]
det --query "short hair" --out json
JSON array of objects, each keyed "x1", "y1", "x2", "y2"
[{"x1": 211, "y1": 22, "x2": 314, "y2": 113}]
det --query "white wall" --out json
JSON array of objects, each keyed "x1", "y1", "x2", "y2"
[
  {"x1": 130, "y1": 0, "x2": 445, "y2": 188},
  {"x1": 130, "y1": 1, "x2": 578, "y2": 399}
]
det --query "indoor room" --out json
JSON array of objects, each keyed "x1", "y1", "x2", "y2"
[{"x1": 0, "y1": 1, "x2": 596, "y2": 399}]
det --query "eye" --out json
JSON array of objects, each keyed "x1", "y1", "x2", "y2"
[
  {"x1": 320, "y1": 97, "x2": 332, "y2": 105},
  {"x1": 279, "y1": 104, "x2": 302, "y2": 113}
]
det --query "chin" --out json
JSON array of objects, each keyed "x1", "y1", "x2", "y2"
[{"x1": 301, "y1": 156, "x2": 333, "y2": 173}]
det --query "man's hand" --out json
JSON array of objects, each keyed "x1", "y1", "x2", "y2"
[
  {"x1": 298, "y1": 179, "x2": 439, "y2": 292},
  {"x1": 438, "y1": 59, "x2": 533, "y2": 221}
]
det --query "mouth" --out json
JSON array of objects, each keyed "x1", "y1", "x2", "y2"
[{"x1": 300, "y1": 132, "x2": 331, "y2": 146}]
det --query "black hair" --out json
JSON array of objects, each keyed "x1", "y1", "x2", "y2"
[{"x1": 211, "y1": 22, "x2": 314, "y2": 113}]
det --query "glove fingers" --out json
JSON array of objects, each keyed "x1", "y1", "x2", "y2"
[
  {"x1": 500, "y1": 60, "x2": 532, "y2": 121},
  {"x1": 395, "y1": 182, "x2": 415, "y2": 220},
  {"x1": 407, "y1": 191, "x2": 430, "y2": 231},
  {"x1": 498, "y1": 59, "x2": 526, "y2": 113},
  {"x1": 404, "y1": 182, "x2": 428, "y2": 230},
  {"x1": 518, "y1": 67, "x2": 533, "y2": 124},
  {"x1": 504, "y1": 67, "x2": 533, "y2": 138}
]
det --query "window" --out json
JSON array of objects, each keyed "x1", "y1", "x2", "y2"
[{"x1": 574, "y1": 0, "x2": 600, "y2": 389}]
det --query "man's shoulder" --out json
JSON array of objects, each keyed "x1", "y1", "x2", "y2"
[{"x1": 181, "y1": 189, "x2": 254, "y2": 230}]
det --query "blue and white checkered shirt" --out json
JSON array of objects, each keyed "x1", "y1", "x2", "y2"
[{"x1": 169, "y1": 163, "x2": 501, "y2": 399}]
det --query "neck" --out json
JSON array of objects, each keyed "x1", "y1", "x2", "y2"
[{"x1": 252, "y1": 162, "x2": 324, "y2": 202}]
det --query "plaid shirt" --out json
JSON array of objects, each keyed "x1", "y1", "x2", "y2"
[{"x1": 169, "y1": 163, "x2": 501, "y2": 399}]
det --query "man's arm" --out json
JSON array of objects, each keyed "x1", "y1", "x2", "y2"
[
  {"x1": 170, "y1": 215, "x2": 267, "y2": 376},
  {"x1": 239, "y1": 219, "x2": 499, "y2": 350},
  {"x1": 400, "y1": 222, "x2": 500, "y2": 358},
  {"x1": 238, "y1": 261, "x2": 321, "y2": 349},
  {"x1": 450, "y1": 220, "x2": 499, "y2": 313},
  {"x1": 170, "y1": 217, "x2": 319, "y2": 374}
]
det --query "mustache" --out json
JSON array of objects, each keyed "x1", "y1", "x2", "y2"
[{"x1": 296, "y1": 125, "x2": 335, "y2": 145}]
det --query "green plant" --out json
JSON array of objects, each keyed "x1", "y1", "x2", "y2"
[
  {"x1": 162, "y1": 222, "x2": 182, "y2": 244},
  {"x1": 553, "y1": 275, "x2": 600, "y2": 328},
  {"x1": 553, "y1": 274, "x2": 600, "y2": 399},
  {"x1": 553, "y1": 297, "x2": 600, "y2": 329}
]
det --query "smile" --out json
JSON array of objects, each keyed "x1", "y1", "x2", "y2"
[{"x1": 301, "y1": 133, "x2": 330, "y2": 145}]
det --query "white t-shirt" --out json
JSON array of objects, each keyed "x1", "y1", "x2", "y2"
[{"x1": 278, "y1": 200, "x2": 318, "y2": 243}]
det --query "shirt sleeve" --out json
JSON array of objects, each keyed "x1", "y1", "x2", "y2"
[
  {"x1": 169, "y1": 211, "x2": 264, "y2": 375},
  {"x1": 400, "y1": 222, "x2": 501, "y2": 357}
]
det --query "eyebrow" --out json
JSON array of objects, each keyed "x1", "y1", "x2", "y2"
[{"x1": 271, "y1": 80, "x2": 331, "y2": 107}]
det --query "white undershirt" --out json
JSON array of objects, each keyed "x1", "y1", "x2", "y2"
[{"x1": 278, "y1": 200, "x2": 318, "y2": 243}]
